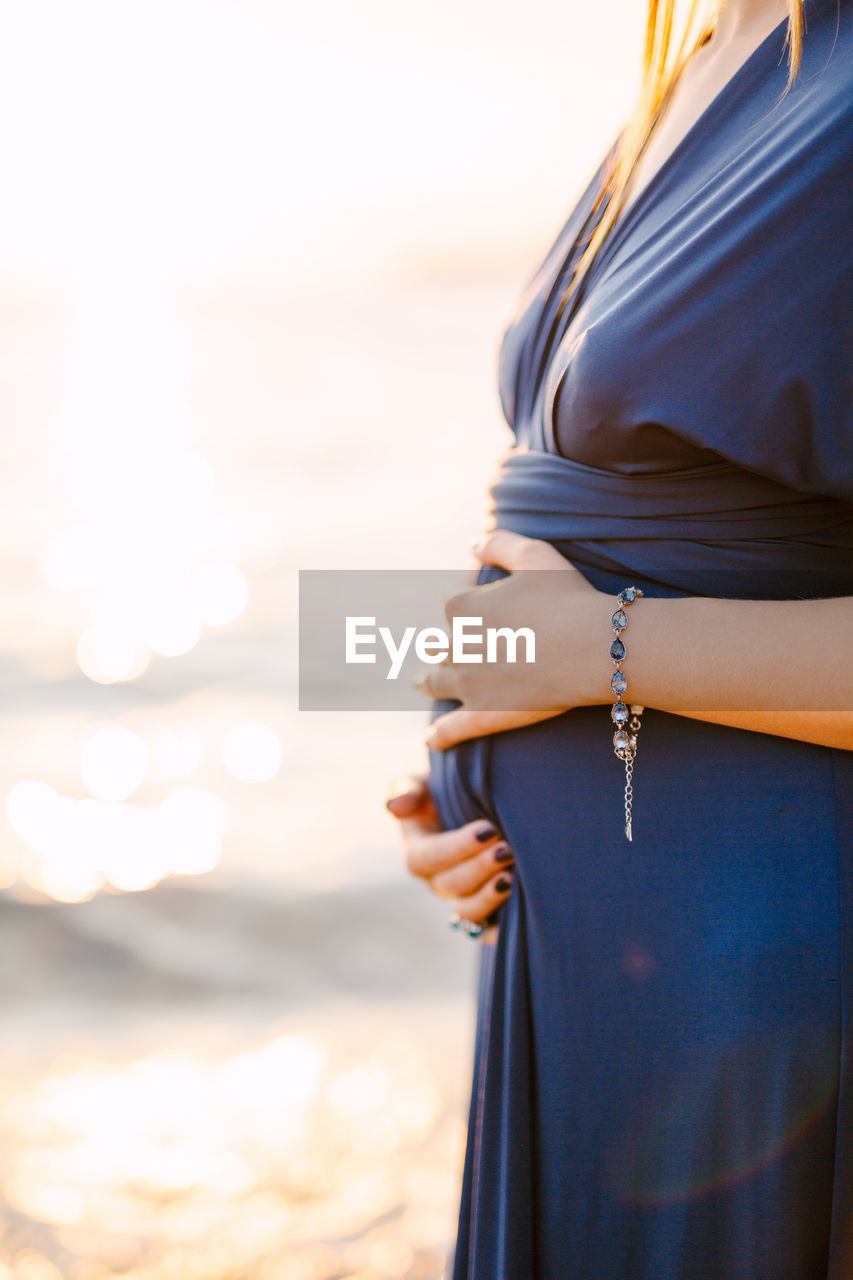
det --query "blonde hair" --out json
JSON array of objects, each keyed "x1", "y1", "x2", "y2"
[{"x1": 559, "y1": 0, "x2": 805, "y2": 315}]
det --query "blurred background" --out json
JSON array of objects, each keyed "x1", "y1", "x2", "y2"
[{"x1": 0, "y1": 2, "x2": 641, "y2": 1277}]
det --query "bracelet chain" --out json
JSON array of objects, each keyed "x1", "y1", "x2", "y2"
[{"x1": 610, "y1": 587, "x2": 644, "y2": 842}]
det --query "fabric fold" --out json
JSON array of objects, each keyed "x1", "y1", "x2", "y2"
[{"x1": 488, "y1": 447, "x2": 853, "y2": 598}]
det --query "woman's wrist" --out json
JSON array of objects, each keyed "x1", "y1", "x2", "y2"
[
  {"x1": 613, "y1": 591, "x2": 845, "y2": 718},
  {"x1": 571, "y1": 587, "x2": 624, "y2": 708},
  {"x1": 571, "y1": 585, "x2": 669, "y2": 712}
]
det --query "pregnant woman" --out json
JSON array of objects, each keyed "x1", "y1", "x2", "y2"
[{"x1": 387, "y1": 0, "x2": 853, "y2": 1275}]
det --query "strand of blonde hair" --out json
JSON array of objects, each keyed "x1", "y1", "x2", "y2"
[{"x1": 555, "y1": 0, "x2": 805, "y2": 321}]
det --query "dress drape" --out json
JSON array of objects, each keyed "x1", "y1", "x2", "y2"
[{"x1": 428, "y1": 4, "x2": 853, "y2": 1276}]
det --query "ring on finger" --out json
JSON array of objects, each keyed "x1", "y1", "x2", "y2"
[{"x1": 448, "y1": 910, "x2": 484, "y2": 938}]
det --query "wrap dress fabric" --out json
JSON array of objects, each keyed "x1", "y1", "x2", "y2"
[{"x1": 427, "y1": 4, "x2": 853, "y2": 1276}]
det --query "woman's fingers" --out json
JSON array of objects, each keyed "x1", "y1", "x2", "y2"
[
  {"x1": 449, "y1": 868, "x2": 514, "y2": 925},
  {"x1": 385, "y1": 771, "x2": 513, "y2": 939},
  {"x1": 426, "y1": 707, "x2": 550, "y2": 751},
  {"x1": 385, "y1": 773, "x2": 435, "y2": 820},
  {"x1": 403, "y1": 815, "x2": 504, "y2": 880},
  {"x1": 472, "y1": 529, "x2": 571, "y2": 571},
  {"x1": 417, "y1": 663, "x2": 459, "y2": 702},
  {"x1": 431, "y1": 840, "x2": 514, "y2": 899}
]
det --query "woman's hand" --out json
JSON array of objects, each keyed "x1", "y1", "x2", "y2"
[
  {"x1": 386, "y1": 774, "x2": 514, "y2": 945},
  {"x1": 421, "y1": 531, "x2": 853, "y2": 754},
  {"x1": 422, "y1": 529, "x2": 611, "y2": 751}
]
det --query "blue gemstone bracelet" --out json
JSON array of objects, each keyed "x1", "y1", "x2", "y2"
[{"x1": 610, "y1": 586, "x2": 644, "y2": 841}]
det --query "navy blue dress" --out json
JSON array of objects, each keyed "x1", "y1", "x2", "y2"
[{"x1": 429, "y1": 4, "x2": 853, "y2": 1276}]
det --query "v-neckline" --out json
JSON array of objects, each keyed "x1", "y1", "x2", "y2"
[
  {"x1": 525, "y1": 8, "x2": 796, "y2": 449},
  {"x1": 600, "y1": 11, "x2": 790, "y2": 252}
]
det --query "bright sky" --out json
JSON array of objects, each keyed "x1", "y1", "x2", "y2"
[{"x1": 0, "y1": 0, "x2": 643, "y2": 287}]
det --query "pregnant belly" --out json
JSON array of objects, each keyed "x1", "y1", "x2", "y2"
[{"x1": 428, "y1": 705, "x2": 843, "y2": 1002}]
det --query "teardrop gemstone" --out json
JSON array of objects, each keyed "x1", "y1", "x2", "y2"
[
  {"x1": 617, "y1": 587, "x2": 637, "y2": 605},
  {"x1": 611, "y1": 701, "x2": 629, "y2": 724},
  {"x1": 611, "y1": 609, "x2": 628, "y2": 630},
  {"x1": 611, "y1": 671, "x2": 628, "y2": 694},
  {"x1": 609, "y1": 638, "x2": 626, "y2": 661},
  {"x1": 613, "y1": 729, "x2": 631, "y2": 751}
]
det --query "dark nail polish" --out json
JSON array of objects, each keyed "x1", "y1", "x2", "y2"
[
  {"x1": 494, "y1": 845, "x2": 514, "y2": 863},
  {"x1": 476, "y1": 825, "x2": 497, "y2": 843},
  {"x1": 495, "y1": 875, "x2": 513, "y2": 893}
]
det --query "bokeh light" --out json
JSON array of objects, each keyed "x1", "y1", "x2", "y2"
[
  {"x1": 188, "y1": 560, "x2": 250, "y2": 627},
  {"x1": 148, "y1": 724, "x2": 204, "y2": 784},
  {"x1": 221, "y1": 724, "x2": 283, "y2": 784},
  {"x1": 0, "y1": 1024, "x2": 468, "y2": 1280},
  {"x1": 80, "y1": 726, "x2": 149, "y2": 801},
  {"x1": 154, "y1": 788, "x2": 228, "y2": 876},
  {"x1": 75, "y1": 625, "x2": 152, "y2": 684},
  {"x1": 5, "y1": 780, "x2": 227, "y2": 900}
]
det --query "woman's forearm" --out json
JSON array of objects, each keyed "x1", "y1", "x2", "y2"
[
  {"x1": 422, "y1": 533, "x2": 853, "y2": 753},
  {"x1": 615, "y1": 593, "x2": 853, "y2": 749}
]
